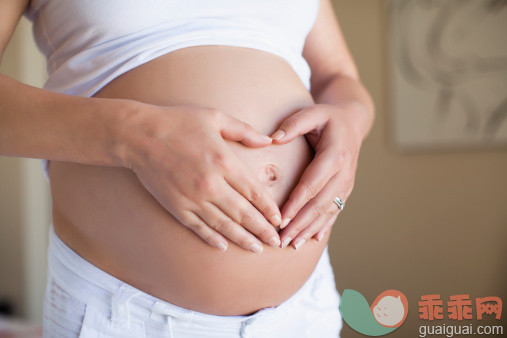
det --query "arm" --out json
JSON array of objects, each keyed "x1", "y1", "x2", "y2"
[
  {"x1": 0, "y1": 0, "x2": 282, "y2": 252},
  {"x1": 304, "y1": 0, "x2": 374, "y2": 139},
  {"x1": 0, "y1": 73, "x2": 126, "y2": 166},
  {"x1": 271, "y1": 0, "x2": 375, "y2": 249}
]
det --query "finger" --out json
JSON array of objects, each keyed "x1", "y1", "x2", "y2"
[
  {"x1": 270, "y1": 107, "x2": 329, "y2": 144},
  {"x1": 280, "y1": 174, "x2": 346, "y2": 249},
  {"x1": 313, "y1": 214, "x2": 337, "y2": 242},
  {"x1": 280, "y1": 148, "x2": 343, "y2": 228},
  {"x1": 196, "y1": 202, "x2": 265, "y2": 254},
  {"x1": 218, "y1": 113, "x2": 273, "y2": 147},
  {"x1": 213, "y1": 184, "x2": 281, "y2": 248},
  {"x1": 180, "y1": 211, "x2": 229, "y2": 251},
  {"x1": 290, "y1": 213, "x2": 330, "y2": 250},
  {"x1": 223, "y1": 153, "x2": 282, "y2": 227}
]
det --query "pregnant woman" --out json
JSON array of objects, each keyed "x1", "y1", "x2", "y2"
[{"x1": 0, "y1": 0, "x2": 374, "y2": 337}]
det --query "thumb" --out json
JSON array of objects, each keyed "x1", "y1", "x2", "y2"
[
  {"x1": 270, "y1": 107, "x2": 329, "y2": 144},
  {"x1": 219, "y1": 114, "x2": 272, "y2": 147}
]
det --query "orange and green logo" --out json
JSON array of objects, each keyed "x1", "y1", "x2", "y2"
[{"x1": 340, "y1": 289, "x2": 409, "y2": 336}]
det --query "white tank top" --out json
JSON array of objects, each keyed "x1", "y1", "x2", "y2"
[{"x1": 24, "y1": 0, "x2": 320, "y2": 179}]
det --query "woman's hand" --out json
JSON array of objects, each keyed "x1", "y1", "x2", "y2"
[
  {"x1": 117, "y1": 102, "x2": 282, "y2": 253},
  {"x1": 270, "y1": 103, "x2": 366, "y2": 250}
]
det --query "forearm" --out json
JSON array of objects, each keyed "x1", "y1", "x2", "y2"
[
  {"x1": 311, "y1": 73, "x2": 375, "y2": 140},
  {"x1": 0, "y1": 73, "x2": 128, "y2": 166}
]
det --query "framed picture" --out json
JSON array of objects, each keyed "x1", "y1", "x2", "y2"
[{"x1": 387, "y1": 0, "x2": 507, "y2": 151}]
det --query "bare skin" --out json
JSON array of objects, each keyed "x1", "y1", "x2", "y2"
[
  {"x1": 1, "y1": 0, "x2": 375, "y2": 317},
  {"x1": 50, "y1": 46, "x2": 330, "y2": 316}
]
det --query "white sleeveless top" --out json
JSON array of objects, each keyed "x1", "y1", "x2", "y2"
[{"x1": 24, "y1": 0, "x2": 320, "y2": 179}]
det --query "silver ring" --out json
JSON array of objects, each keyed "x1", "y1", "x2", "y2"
[{"x1": 333, "y1": 197, "x2": 345, "y2": 210}]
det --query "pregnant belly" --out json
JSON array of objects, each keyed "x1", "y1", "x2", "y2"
[{"x1": 49, "y1": 46, "x2": 331, "y2": 316}]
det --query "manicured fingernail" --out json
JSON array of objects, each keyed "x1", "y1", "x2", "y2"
[
  {"x1": 293, "y1": 239, "x2": 306, "y2": 250},
  {"x1": 271, "y1": 130, "x2": 285, "y2": 140},
  {"x1": 268, "y1": 236, "x2": 281, "y2": 248},
  {"x1": 216, "y1": 242, "x2": 228, "y2": 251},
  {"x1": 281, "y1": 236, "x2": 292, "y2": 249},
  {"x1": 271, "y1": 215, "x2": 282, "y2": 227},
  {"x1": 315, "y1": 232, "x2": 325, "y2": 242},
  {"x1": 280, "y1": 218, "x2": 291, "y2": 229},
  {"x1": 249, "y1": 242, "x2": 263, "y2": 254}
]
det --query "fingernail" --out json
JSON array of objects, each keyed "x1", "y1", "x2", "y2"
[
  {"x1": 216, "y1": 242, "x2": 228, "y2": 251},
  {"x1": 315, "y1": 232, "x2": 324, "y2": 242},
  {"x1": 268, "y1": 236, "x2": 281, "y2": 248},
  {"x1": 271, "y1": 130, "x2": 285, "y2": 140},
  {"x1": 271, "y1": 215, "x2": 282, "y2": 227},
  {"x1": 261, "y1": 134, "x2": 273, "y2": 142},
  {"x1": 280, "y1": 218, "x2": 291, "y2": 229},
  {"x1": 249, "y1": 242, "x2": 263, "y2": 254},
  {"x1": 294, "y1": 239, "x2": 306, "y2": 250},
  {"x1": 281, "y1": 236, "x2": 292, "y2": 249}
]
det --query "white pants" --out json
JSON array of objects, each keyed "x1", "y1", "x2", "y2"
[{"x1": 43, "y1": 224, "x2": 342, "y2": 337}]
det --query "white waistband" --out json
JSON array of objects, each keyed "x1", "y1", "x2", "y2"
[{"x1": 46, "y1": 223, "x2": 332, "y2": 328}]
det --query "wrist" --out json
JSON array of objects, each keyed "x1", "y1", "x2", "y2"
[
  {"x1": 98, "y1": 98, "x2": 144, "y2": 169},
  {"x1": 313, "y1": 74, "x2": 375, "y2": 141},
  {"x1": 334, "y1": 100, "x2": 373, "y2": 141}
]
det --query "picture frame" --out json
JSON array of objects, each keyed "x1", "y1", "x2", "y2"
[{"x1": 387, "y1": 0, "x2": 507, "y2": 152}]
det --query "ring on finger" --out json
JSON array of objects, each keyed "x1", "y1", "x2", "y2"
[{"x1": 333, "y1": 196, "x2": 345, "y2": 210}]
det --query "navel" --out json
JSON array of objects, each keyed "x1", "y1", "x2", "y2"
[{"x1": 258, "y1": 164, "x2": 281, "y2": 186}]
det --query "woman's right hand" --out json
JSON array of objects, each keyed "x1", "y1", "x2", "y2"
[{"x1": 116, "y1": 102, "x2": 282, "y2": 253}]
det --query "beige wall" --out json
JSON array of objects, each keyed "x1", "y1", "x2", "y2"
[
  {"x1": 0, "y1": 0, "x2": 505, "y2": 335},
  {"x1": 0, "y1": 158, "x2": 24, "y2": 316},
  {"x1": 0, "y1": 17, "x2": 50, "y2": 323},
  {"x1": 329, "y1": 0, "x2": 506, "y2": 336}
]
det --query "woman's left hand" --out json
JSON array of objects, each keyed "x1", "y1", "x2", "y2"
[{"x1": 270, "y1": 103, "x2": 366, "y2": 250}]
